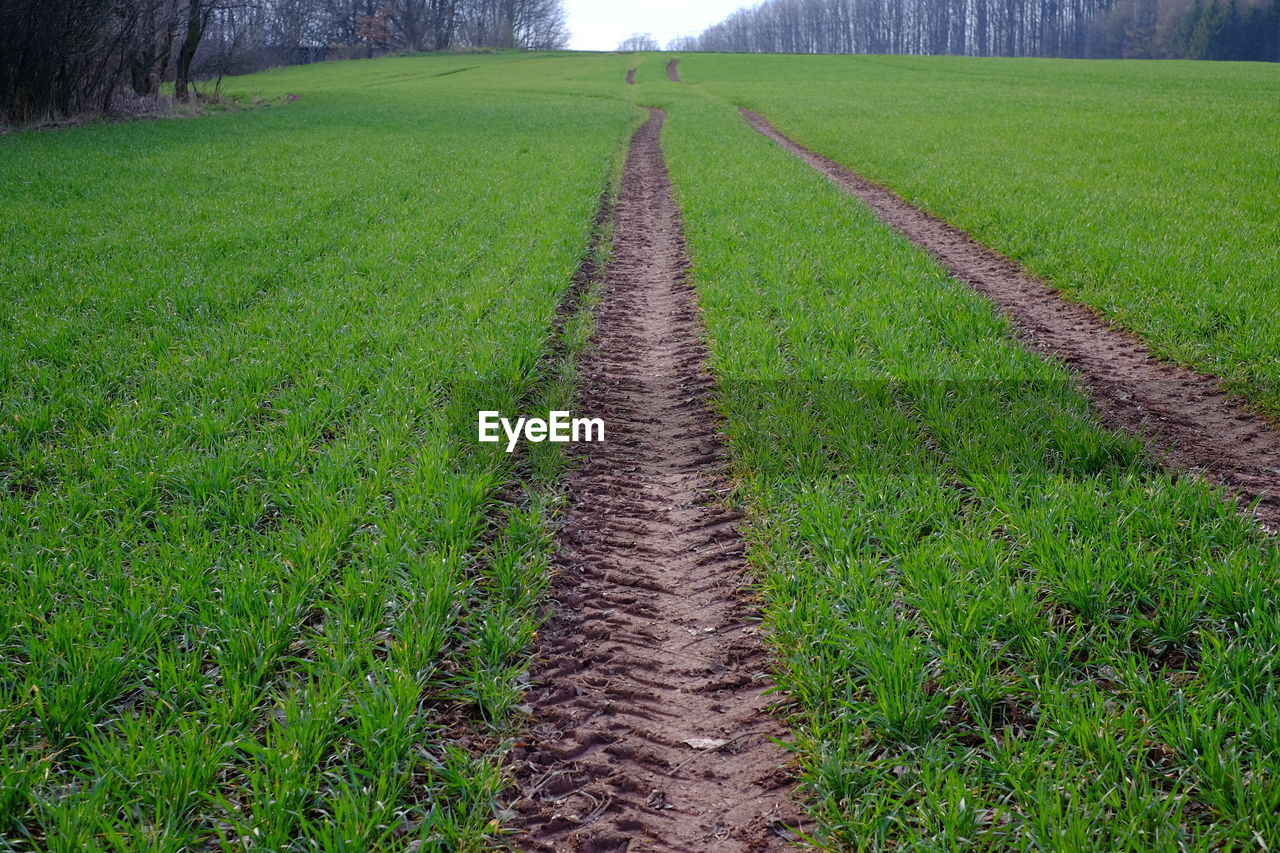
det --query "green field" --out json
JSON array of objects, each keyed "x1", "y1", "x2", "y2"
[
  {"x1": 4, "y1": 51, "x2": 1279, "y2": 849},
  {"x1": 688, "y1": 54, "x2": 1280, "y2": 412},
  {"x1": 655, "y1": 87, "x2": 1280, "y2": 849},
  {"x1": 0, "y1": 54, "x2": 636, "y2": 848}
]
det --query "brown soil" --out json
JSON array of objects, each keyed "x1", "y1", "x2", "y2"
[
  {"x1": 510, "y1": 109, "x2": 803, "y2": 851},
  {"x1": 626, "y1": 69, "x2": 637, "y2": 85},
  {"x1": 742, "y1": 108, "x2": 1280, "y2": 530},
  {"x1": 666, "y1": 59, "x2": 682, "y2": 82}
]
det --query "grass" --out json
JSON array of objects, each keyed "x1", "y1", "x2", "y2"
[
  {"x1": 649, "y1": 84, "x2": 1280, "y2": 848},
  {"x1": 0, "y1": 52, "x2": 639, "y2": 848},
  {"x1": 682, "y1": 54, "x2": 1280, "y2": 414},
  {"x1": 5, "y1": 48, "x2": 1279, "y2": 850}
]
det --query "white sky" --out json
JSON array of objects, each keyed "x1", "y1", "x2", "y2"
[{"x1": 561, "y1": 0, "x2": 751, "y2": 51}]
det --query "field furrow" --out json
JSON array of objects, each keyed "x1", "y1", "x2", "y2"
[
  {"x1": 658, "y1": 91, "x2": 1280, "y2": 849},
  {"x1": 510, "y1": 108, "x2": 801, "y2": 852},
  {"x1": 693, "y1": 55, "x2": 1280, "y2": 414},
  {"x1": 741, "y1": 106, "x2": 1280, "y2": 530}
]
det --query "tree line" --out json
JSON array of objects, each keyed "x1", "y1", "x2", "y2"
[
  {"x1": 0, "y1": 0, "x2": 568, "y2": 125},
  {"x1": 681, "y1": 0, "x2": 1278, "y2": 59}
]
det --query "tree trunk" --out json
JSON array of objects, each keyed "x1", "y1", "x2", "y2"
[
  {"x1": 500, "y1": 0, "x2": 515, "y2": 47},
  {"x1": 175, "y1": 0, "x2": 206, "y2": 102},
  {"x1": 152, "y1": 0, "x2": 180, "y2": 92}
]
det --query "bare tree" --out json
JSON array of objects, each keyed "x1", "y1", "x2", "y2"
[
  {"x1": 175, "y1": 0, "x2": 217, "y2": 99},
  {"x1": 1, "y1": 0, "x2": 576, "y2": 125},
  {"x1": 617, "y1": 32, "x2": 659, "y2": 50},
  {"x1": 126, "y1": 0, "x2": 183, "y2": 96},
  {"x1": 459, "y1": 0, "x2": 567, "y2": 48},
  {"x1": 687, "y1": 0, "x2": 1152, "y2": 55},
  {"x1": 0, "y1": 0, "x2": 134, "y2": 123},
  {"x1": 514, "y1": 0, "x2": 568, "y2": 47}
]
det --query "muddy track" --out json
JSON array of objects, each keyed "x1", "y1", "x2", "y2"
[
  {"x1": 742, "y1": 108, "x2": 1280, "y2": 530},
  {"x1": 626, "y1": 68, "x2": 636, "y2": 85},
  {"x1": 666, "y1": 59, "x2": 682, "y2": 82},
  {"x1": 510, "y1": 109, "x2": 801, "y2": 852}
]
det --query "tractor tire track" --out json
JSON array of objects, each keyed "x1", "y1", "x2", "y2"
[
  {"x1": 667, "y1": 59, "x2": 682, "y2": 82},
  {"x1": 742, "y1": 107, "x2": 1280, "y2": 530},
  {"x1": 510, "y1": 109, "x2": 802, "y2": 852},
  {"x1": 626, "y1": 69, "x2": 636, "y2": 85}
]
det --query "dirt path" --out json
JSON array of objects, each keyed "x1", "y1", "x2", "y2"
[
  {"x1": 510, "y1": 109, "x2": 801, "y2": 852},
  {"x1": 666, "y1": 59, "x2": 682, "y2": 82},
  {"x1": 742, "y1": 108, "x2": 1280, "y2": 530},
  {"x1": 626, "y1": 69, "x2": 636, "y2": 85}
]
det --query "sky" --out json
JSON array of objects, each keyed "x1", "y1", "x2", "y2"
[{"x1": 561, "y1": 0, "x2": 750, "y2": 51}]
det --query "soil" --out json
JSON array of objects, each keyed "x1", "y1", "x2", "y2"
[
  {"x1": 626, "y1": 69, "x2": 637, "y2": 85},
  {"x1": 742, "y1": 108, "x2": 1280, "y2": 530},
  {"x1": 510, "y1": 109, "x2": 803, "y2": 852},
  {"x1": 667, "y1": 59, "x2": 682, "y2": 82}
]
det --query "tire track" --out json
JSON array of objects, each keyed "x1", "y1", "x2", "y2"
[
  {"x1": 742, "y1": 107, "x2": 1280, "y2": 530},
  {"x1": 626, "y1": 69, "x2": 636, "y2": 85},
  {"x1": 510, "y1": 109, "x2": 802, "y2": 852},
  {"x1": 667, "y1": 59, "x2": 682, "y2": 82}
]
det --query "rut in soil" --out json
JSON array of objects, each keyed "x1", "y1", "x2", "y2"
[
  {"x1": 509, "y1": 109, "x2": 801, "y2": 852},
  {"x1": 666, "y1": 59, "x2": 682, "y2": 82},
  {"x1": 742, "y1": 107, "x2": 1280, "y2": 530}
]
